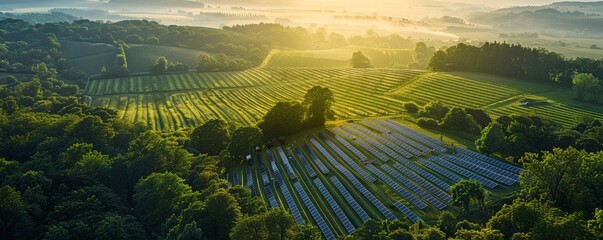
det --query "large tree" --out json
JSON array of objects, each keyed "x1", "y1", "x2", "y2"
[
  {"x1": 351, "y1": 51, "x2": 373, "y2": 68},
  {"x1": 439, "y1": 107, "x2": 481, "y2": 135},
  {"x1": 151, "y1": 56, "x2": 168, "y2": 74},
  {"x1": 572, "y1": 73, "x2": 601, "y2": 103},
  {"x1": 451, "y1": 179, "x2": 486, "y2": 214},
  {"x1": 190, "y1": 119, "x2": 231, "y2": 156},
  {"x1": 258, "y1": 101, "x2": 305, "y2": 139},
  {"x1": 133, "y1": 172, "x2": 194, "y2": 233},
  {"x1": 303, "y1": 86, "x2": 335, "y2": 127},
  {"x1": 228, "y1": 126, "x2": 263, "y2": 160},
  {"x1": 475, "y1": 122, "x2": 507, "y2": 156}
]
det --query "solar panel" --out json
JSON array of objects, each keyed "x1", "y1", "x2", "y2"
[
  {"x1": 303, "y1": 144, "x2": 330, "y2": 174},
  {"x1": 381, "y1": 165, "x2": 447, "y2": 210},
  {"x1": 330, "y1": 176, "x2": 371, "y2": 222},
  {"x1": 366, "y1": 164, "x2": 428, "y2": 209},
  {"x1": 392, "y1": 162, "x2": 451, "y2": 203},
  {"x1": 294, "y1": 146, "x2": 317, "y2": 178},
  {"x1": 393, "y1": 201, "x2": 421, "y2": 223},
  {"x1": 431, "y1": 156, "x2": 498, "y2": 188},
  {"x1": 277, "y1": 146, "x2": 297, "y2": 180},
  {"x1": 294, "y1": 182, "x2": 335, "y2": 240},
  {"x1": 313, "y1": 134, "x2": 376, "y2": 183},
  {"x1": 246, "y1": 167, "x2": 256, "y2": 197},
  {"x1": 314, "y1": 178, "x2": 356, "y2": 234}
]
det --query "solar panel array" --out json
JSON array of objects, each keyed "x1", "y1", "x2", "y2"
[
  {"x1": 431, "y1": 156, "x2": 499, "y2": 188},
  {"x1": 418, "y1": 159, "x2": 463, "y2": 183},
  {"x1": 338, "y1": 167, "x2": 397, "y2": 221},
  {"x1": 246, "y1": 167, "x2": 256, "y2": 197},
  {"x1": 380, "y1": 120, "x2": 447, "y2": 152},
  {"x1": 237, "y1": 119, "x2": 523, "y2": 238},
  {"x1": 381, "y1": 165, "x2": 446, "y2": 210},
  {"x1": 397, "y1": 160, "x2": 451, "y2": 192},
  {"x1": 303, "y1": 143, "x2": 330, "y2": 174},
  {"x1": 329, "y1": 176, "x2": 371, "y2": 222},
  {"x1": 393, "y1": 201, "x2": 421, "y2": 223},
  {"x1": 446, "y1": 154, "x2": 518, "y2": 185},
  {"x1": 392, "y1": 162, "x2": 452, "y2": 203},
  {"x1": 258, "y1": 154, "x2": 279, "y2": 208},
  {"x1": 269, "y1": 159, "x2": 305, "y2": 224},
  {"x1": 315, "y1": 134, "x2": 376, "y2": 183},
  {"x1": 277, "y1": 146, "x2": 297, "y2": 180},
  {"x1": 314, "y1": 178, "x2": 356, "y2": 234},
  {"x1": 294, "y1": 146, "x2": 317, "y2": 178},
  {"x1": 366, "y1": 164, "x2": 428, "y2": 209},
  {"x1": 457, "y1": 148, "x2": 522, "y2": 174},
  {"x1": 294, "y1": 182, "x2": 335, "y2": 240}
]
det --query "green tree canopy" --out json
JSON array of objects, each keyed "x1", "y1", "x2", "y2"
[
  {"x1": 228, "y1": 126, "x2": 263, "y2": 160},
  {"x1": 190, "y1": 119, "x2": 231, "y2": 156},
  {"x1": 451, "y1": 179, "x2": 486, "y2": 214},
  {"x1": 258, "y1": 101, "x2": 305, "y2": 139},
  {"x1": 572, "y1": 73, "x2": 601, "y2": 103},
  {"x1": 439, "y1": 107, "x2": 481, "y2": 135},
  {"x1": 303, "y1": 86, "x2": 335, "y2": 127},
  {"x1": 351, "y1": 51, "x2": 373, "y2": 68},
  {"x1": 151, "y1": 56, "x2": 169, "y2": 74},
  {"x1": 475, "y1": 122, "x2": 507, "y2": 156}
]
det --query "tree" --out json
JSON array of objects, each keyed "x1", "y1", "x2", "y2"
[
  {"x1": 404, "y1": 101, "x2": 420, "y2": 113},
  {"x1": 198, "y1": 191, "x2": 241, "y2": 240},
  {"x1": 420, "y1": 101, "x2": 449, "y2": 121},
  {"x1": 354, "y1": 219, "x2": 385, "y2": 239},
  {"x1": 230, "y1": 214, "x2": 267, "y2": 240},
  {"x1": 465, "y1": 108, "x2": 491, "y2": 129},
  {"x1": 151, "y1": 56, "x2": 169, "y2": 74},
  {"x1": 264, "y1": 208, "x2": 296, "y2": 240},
  {"x1": 475, "y1": 122, "x2": 506, "y2": 156},
  {"x1": 0, "y1": 185, "x2": 25, "y2": 239},
  {"x1": 228, "y1": 126, "x2": 263, "y2": 160},
  {"x1": 417, "y1": 117, "x2": 438, "y2": 128},
  {"x1": 133, "y1": 172, "x2": 194, "y2": 233},
  {"x1": 572, "y1": 73, "x2": 601, "y2": 103},
  {"x1": 197, "y1": 53, "x2": 218, "y2": 72},
  {"x1": 351, "y1": 51, "x2": 373, "y2": 68},
  {"x1": 190, "y1": 119, "x2": 231, "y2": 156},
  {"x1": 303, "y1": 86, "x2": 335, "y2": 127},
  {"x1": 176, "y1": 222, "x2": 204, "y2": 240},
  {"x1": 258, "y1": 102, "x2": 305, "y2": 139},
  {"x1": 389, "y1": 229, "x2": 414, "y2": 240},
  {"x1": 437, "y1": 211, "x2": 457, "y2": 237},
  {"x1": 439, "y1": 107, "x2": 481, "y2": 135},
  {"x1": 487, "y1": 201, "x2": 542, "y2": 239},
  {"x1": 451, "y1": 179, "x2": 486, "y2": 214}
]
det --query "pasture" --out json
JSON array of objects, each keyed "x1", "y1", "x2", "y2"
[
  {"x1": 124, "y1": 44, "x2": 206, "y2": 73},
  {"x1": 226, "y1": 119, "x2": 521, "y2": 238}
]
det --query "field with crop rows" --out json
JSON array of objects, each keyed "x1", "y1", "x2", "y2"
[
  {"x1": 261, "y1": 47, "x2": 417, "y2": 68},
  {"x1": 86, "y1": 68, "x2": 424, "y2": 131},
  {"x1": 227, "y1": 119, "x2": 521, "y2": 239},
  {"x1": 389, "y1": 72, "x2": 603, "y2": 127}
]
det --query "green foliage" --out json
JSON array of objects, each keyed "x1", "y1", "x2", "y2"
[
  {"x1": 572, "y1": 73, "x2": 602, "y2": 103},
  {"x1": 437, "y1": 211, "x2": 457, "y2": 237},
  {"x1": 403, "y1": 101, "x2": 420, "y2": 113},
  {"x1": 439, "y1": 107, "x2": 481, "y2": 135},
  {"x1": 259, "y1": 101, "x2": 305, "y2": 139},
  {"x1": 489, "y1": 115, "x2": 563, "y2": 158},
  {"x1": 133, "y1": 172, "x2": 194, "y2": 233},
  {"x1": 417, "y1": 117, "x2": 438, "y2": 128},
  {"x1": 151, "y1": 56, "x2": 169, "y2": 74},
  {"x1": 451, "y1": 179, "x2": 486, "y2": 214},
  {"x1": 230, "y1": 208, "x2": 297, "y2": 240},
  {"x1": 520, "y1": 147, "x2": 603, "y2": 213},
  {"x1": 419, "y1": 101, "x2": 449, "y2": 121},
  {"x1": 303, "y1": 86, "x2": 335, "y2": 127},
  {"x1": 351, "y1": 51, "x2": 373, "y2": 68},
  {"x1": 190, "y1": 119, "x2": 231, "y2": 156},
  {"x1": 228, "y1": 126, "x2": 263, "y2": 160},
  {"x1": 475, "y1": 122, "x2": 506, "y2": 156},
  {"x1": 0, "y1": 185, "x2": 25, "y2": 238},
  {"x1": 465, "y1": 108, "x2": 492, "y2": 129}
]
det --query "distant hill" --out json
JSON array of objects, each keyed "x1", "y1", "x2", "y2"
[
  {"x1": 109, "y1": 0, "x2": 205, "y2": 7},
  {"x1": 0, "y1": 12, "x2": 80, "y2": 24}
]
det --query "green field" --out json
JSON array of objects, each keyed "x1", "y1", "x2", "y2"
[
  {"x1": 124, "y1": 44, "x2": 206, "y2": 73},
  {"x1": 86, "y1": 68, "x2": 603, "y2": 132},
  {"x1": 226, "y1": 119, "x2": 521, "y2": 238},
  {"x1": 86, "y1": 68, "x2": 424, "y2": 131},
  {"x1": 388, "y1": 72, "x2": 603, "y2": 127},
  {"x1": 61, "y1": 41, "x2": 117, "y2": 75},
  {"x1": 260, "y1": 47, "x2": 417, "y2": 68}
]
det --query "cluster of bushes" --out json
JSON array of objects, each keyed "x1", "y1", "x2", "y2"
[
  {"x1": 412, "y1": 101, "x2": 490, "y2": 135},
  {"x1": 150, "y1": 56, "x2": 189, "y2": 74}
]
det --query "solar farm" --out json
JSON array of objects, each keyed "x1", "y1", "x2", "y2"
[{"x1": 227, "y1": 119, "x2": 521, "y2": 239}]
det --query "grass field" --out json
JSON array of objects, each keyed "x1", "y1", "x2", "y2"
[
  {"x1": 388, "y1": 71, "x2": 603, "y2": 127},
  {"x1": 86, "y1": 68, "x2": 603, "y2": 132},
  {"x1": 124, "y1": 44, "x2": 206, "y2": 73},
  {"x1": 260, "y1": 46, "x2": 417, "y2": 68},
  {"x1": 61, "y1": 41, "x2": 117, "y2": 75},
  {"x1": 226, "y1": 119, "x2": 521, "y2": 238}
]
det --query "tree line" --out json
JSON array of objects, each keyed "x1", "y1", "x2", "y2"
[{"x1": 428, "y1": 42, "x2": 603, "y2": 86}]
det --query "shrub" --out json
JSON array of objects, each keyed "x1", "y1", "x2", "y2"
[
  {"x1": 403, "y1": 101, "x2": 420, "y2": 113},
  {"x1": 417, "y1": 117, "x2": 438, "y2": 128}
]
